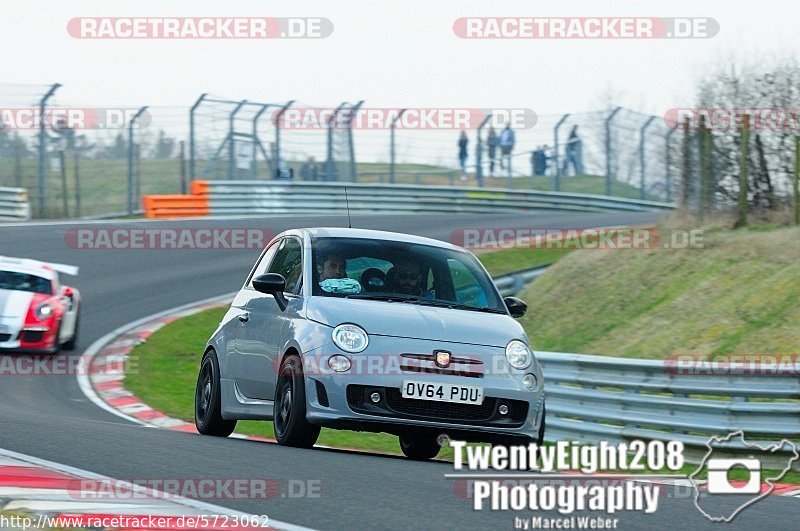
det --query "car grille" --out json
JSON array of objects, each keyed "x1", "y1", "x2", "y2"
[
  {"x1": 314, "y1": 380, "x2": 330, "y2": 407},
  {"x1": 346, "y1": 385, "x2": 528, "y2": 428},
  {"x1": 0, "y1": 333, "x2": 11, "y2": 342},
  {"x1": 21, "y1": 330, "x2": 44, "y2": 343}
]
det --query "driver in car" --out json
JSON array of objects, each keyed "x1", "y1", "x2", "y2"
[
  {"x1": 317, "y1": 251, "x2": 347, "y2": 281},
  {"x1": 388, "y1": 258, "x2": 434, "y2": 298}
]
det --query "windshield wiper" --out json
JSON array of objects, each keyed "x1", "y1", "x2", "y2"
[
  {"x1": 345, "y1": 294, "x2": 420, "y2": 302},
  {"x1": 410, "y1": 299, "x2": 507, "y2": 314}
]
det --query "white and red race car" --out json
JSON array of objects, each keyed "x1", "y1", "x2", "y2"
[{"x1": 0, "y1": 256, "x2": 81, "y2": 354}]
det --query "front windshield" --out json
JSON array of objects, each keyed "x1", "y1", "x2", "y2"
[
  {"x1": 0, "y1": 271, "x2": 53, "y2": 294},
  {"x1": 311, "y1": 237, "x2": 505, "y2": 313}
]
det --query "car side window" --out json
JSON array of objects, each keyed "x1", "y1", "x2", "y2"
[
  {"x1": 267, "y1": 238, "x2": 303, "y2": 294},
  {"x1": 447, "y1": 258, "x2": 489, "y2": 307},
  {"x1": 247, "y1": 241, "x2": 280, "y2": 287}
]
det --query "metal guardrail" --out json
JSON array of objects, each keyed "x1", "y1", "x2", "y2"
[
  {"x1": 537, "y1": 351, "x2": 800, "y2": 465},
  {"x1": 0, "y1": 187, "x2": 31, "y2": 221},
  {"x1": 493, "y1": 265, "x2": 550, "y2": 296},
  {"x1": 182, "y1": 180, "x2": 674, "y2": 217}
]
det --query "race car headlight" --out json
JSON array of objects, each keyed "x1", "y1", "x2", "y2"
[
  {"x1": 332, "y1": 324, "x2": 369, "y2": 353},
  {"x1": 505, "y1": 340, "x2": 532, "y2": 370},
  {"x1": 35, "y1": 303, "x2": 53, "y2": 320}
]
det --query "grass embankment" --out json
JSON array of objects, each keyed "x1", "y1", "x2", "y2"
[{"x1": 518, "y1": 224, "x2": 800, "y2": 359}]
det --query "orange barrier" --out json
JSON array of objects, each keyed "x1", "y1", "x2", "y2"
[
  {"x1": 142, "y1": 194, "x2": 209, "y2": 218},
  {"x1": 190, "y1": 180, "x2": 210, "y2": 195}
]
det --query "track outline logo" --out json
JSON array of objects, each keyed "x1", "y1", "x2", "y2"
[{"x1": 689, "y1": 430, "x2": 799, "y2": 522}]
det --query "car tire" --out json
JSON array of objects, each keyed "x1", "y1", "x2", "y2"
[
  {"x1": 195, "y1": 350, "x2": 237, "y2": 437},
  {"x1": 399, "y1": 432, "x2": 441, "y2": 460},
  {"x1": 536, "y1": 404, "x2": 546, "y2": 445},
  {"x1": 274, "y1": 354, "x2": 320, "y2": 448},
  {"x1": 62, "y1": 313, "x2": 79, "y2": 351}
]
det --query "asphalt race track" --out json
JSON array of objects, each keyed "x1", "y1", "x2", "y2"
[{"x1": 1, "y1": 211, "x2": 796, "y2": 530}]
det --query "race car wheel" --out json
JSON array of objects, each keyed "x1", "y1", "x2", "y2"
[
  {"x1": 399, "y1": 432, "x2": 442, "y2": 460},
  {"x1": 62, "y1": 313, "x2": 79, "y2": 351},
  {"x1": 274, "y1": 354, "x2": 320, "y2": 448},
  {"x1": 195, "y1": 350, "x2": 237, "y2": 437}
]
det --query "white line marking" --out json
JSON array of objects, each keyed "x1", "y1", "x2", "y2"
[{"x1": 0, "y1": 446, "x2": 315, "y2": 531}]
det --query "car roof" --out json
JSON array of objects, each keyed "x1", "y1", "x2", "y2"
[{"x1": 298, "y1": 228, "x2": 465, "y2": 252}]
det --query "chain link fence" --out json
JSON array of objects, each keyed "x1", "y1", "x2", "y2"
[{"x1": 2, "y1": 82, "x2": 798, "y2": 219}]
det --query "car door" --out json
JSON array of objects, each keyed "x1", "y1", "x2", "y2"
[{"x1": 235, "y1": 236, "x2": 304, "y2": 400}]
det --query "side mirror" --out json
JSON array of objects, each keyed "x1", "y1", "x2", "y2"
[
  {"x1": 504, "y1": 296, "x2": 527, "y2": 318},
  {"x1": 253, "y1": 273, "x2": 288, "y2": 311},
  {"x1": 61, "y1": 286, "x2": 75, "y2": 298}
]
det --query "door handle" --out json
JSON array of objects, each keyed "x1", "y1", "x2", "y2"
[{"x1": 238, "y1": 312, "x2": 250, "y2": 323}]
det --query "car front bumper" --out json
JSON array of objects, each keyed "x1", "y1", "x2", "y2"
[{"x1": 301, "y1": 337, "x2": 545, "y2": 442}]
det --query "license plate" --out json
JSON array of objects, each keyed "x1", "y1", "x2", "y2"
[{"x1": 401, "y1": 380, "x2": 484, "y2": 405}]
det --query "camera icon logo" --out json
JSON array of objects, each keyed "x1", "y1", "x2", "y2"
[{"x1": 706, "y1": 458, "x2": 761, "y2": 494}]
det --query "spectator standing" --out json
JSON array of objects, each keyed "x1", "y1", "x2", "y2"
[
  {"x1": 499, "y1": 124, "x2": 515, "y2": 175},
  {"x1": 300, "y1": 156, "x2": 318, "y2": 181},
  {"x1": 487, "y1": 126, "x2": 498, "y2": 176},
  {"x1": 562, "y1": 125, "x2": 584, "y2": 176},
  {"x1": 458, "y1": 130, "x2": 468, "y2": 180}
]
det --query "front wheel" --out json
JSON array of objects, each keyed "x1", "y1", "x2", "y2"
[
  {"x1": 274, "y1": 354, "x2": 320, "y2": 448},
  {"x1": 195, "y1": 350, "x2": 237, "y2": 437},
  {"x1": 62, "y1": 313, "x2": 79, "y2": 351},
  {"x1": 399, "y1": 432, "x2": 442, "y2": 460}
]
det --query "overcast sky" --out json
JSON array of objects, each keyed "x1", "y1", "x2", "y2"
[{"x1": 1, "y1": 0, "x2": 796, "y2": 115}]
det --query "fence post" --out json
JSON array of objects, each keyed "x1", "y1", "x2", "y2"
[
  {"x1": 638, "y1": 116, "x2": 656, "y2": 200},
  {"x1": 59, "y1": 151, "x2": 68, "y2": 218},
  {"x1": 476, "y1": 114, "x2": 492, "y2": 188},
  {"x1": 273, "y1": 100, "x2": 294, "y2": 180},
  {"x1": 179, "y1": 141, "x2": 187, "y2": 194},
  {"x1": 14, "y1": 141, "x2": 22, "y2": 189},
  {"x1": 794, "y1": 136, "x2": 799, "y2": 225},
  {"x1": 348, "y1": 101, "x2": 364, "y2": 182},
  {"x1": 698, "y1": 114, "x2": 714, "y2": 220},
  {"x1": 189, "y1": 93, "x2": 207, "y2": 182},
  {"x1": 127, "y1": 106, "x2": 148, "y2": 215},
  {"x1": 665, "y1": 127, "x2": 677, "y2": 202},
  {"x1": 390, "y1": 109, "x2": 407, "y2": 184},
  {"x1": 680, "y1": 117, "x2": 691, "y2": 211},
  {"x1": 553, "y1": 113, "x2": 570, "y2": 192},
  {"x1": 252, "y1": 104, "x2": 270, "y2": 180},
  {"x1": 74, "y1": 151, "x2": 81, "y2": 218},
  {"x1": 737, "y1": 114, "x2": 750, "y2": 227},
  {"x1": 37, "y1": 83, "x2": 60, "y2": 218},
  {"x1": 326, "y1": 102, "x2": 346, "y2": 181},
  {"x1": 228, "y1": 100, "x2": 247, "y2": 180},
  {"x1": 604, "y1": 107, "x2": 622, "y2": 197}
]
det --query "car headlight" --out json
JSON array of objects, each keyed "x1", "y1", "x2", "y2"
[
  {"x1": 35, "y1": 303, "x2": 53, "y2": 320},
  {"x1": 332, "y1": 324, "x2": 369, "y2": 353},
  {"x1": 505, "y1": 340, "x2": 532, "y2": 370}
]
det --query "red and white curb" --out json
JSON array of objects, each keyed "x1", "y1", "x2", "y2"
[
  {"x1": 76, "y1": 294, "x2": 800, "y2": 501},
  {"x1": 0, "y1": 447, "x2": 308, "y2": 530}
]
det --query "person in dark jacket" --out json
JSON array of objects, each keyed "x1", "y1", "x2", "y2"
[
  {"x1": 458, "y1": 130, "x2": 468, "y2": 180},
  {"x1": 300, "y1": 156, "x2": 318, "y2": 181},
  {"x1": 487, "y1": 126, "x2": 498, "y2": 176}
]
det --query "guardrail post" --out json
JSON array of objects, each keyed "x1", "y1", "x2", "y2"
[
  {"x1": 604, "y1": 107, "x2": 622, "y2": 197},
  {"x1": 475, "y1": 114, "x2": 492, "y2": 188},
  {"x1": 390, "y1": 109, "x2": 406, "y2": 184},
  {"x1": 638, "y1": 116, "x2": 656, "y2": 200},
  {"x1": 189, "y1": 93, "x2": 207, "y2": 182},
  {"x1": 553, "y1": 113, "x2": 570, "y2": 191},
  {"x1": 349, "y1": 100, "x2": 364, "y2": 182},
  {"x1": 37, "y1": 83, "x2": 60, "y2": 218},
  {"x1": 665, "y1": 127, "x2": 677, "y2": 202},
  {"x1": 228, "y1": 100, "x2": 247, "y2": 180},
  {"x1": 127, "y1": 105, "x2": 148, "y2": 215}
]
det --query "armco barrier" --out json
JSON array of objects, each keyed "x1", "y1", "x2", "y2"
[
  {"x1": 142, "y1": 180, "x2": 675, "y2": 218},
  {"x1": 0, "y1": 187, "x2": 31, "y2": 221},
  {"x1": 537, "y1": 351, "x2": 800, "y2": 466}
]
